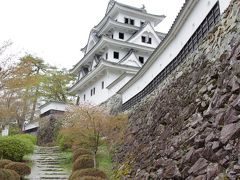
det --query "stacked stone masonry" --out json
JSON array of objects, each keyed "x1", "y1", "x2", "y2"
[{"x1": 115, "y1": 0, "x2": 240, "y2": 179}]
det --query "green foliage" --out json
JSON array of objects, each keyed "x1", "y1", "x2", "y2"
[
  {"x1": 57, "y1": 130, "x2": 76, "y2": 151},
  {"x1": 69, "y1": 168, "x2": 107, "y2": 180},
  {"x1": 59, "y1": 150, "x2": 73, "y2": 172},
  {"x1": 13, "y1": 134, "x2": 37, "y2": 145},
  {"x1": 5, "y1": 162, "x2": 31, "y2": 176},
  {"x1": 12, "y1": 134, "x2": 35, "y2": 154},
  {"x1": 0, "y1": 159, "x2": 13, "y2": 168},
  {"x1": 0, "y1": 136, "x2": 34, "y2": 161},
  {"x1": 96, "y1": 144, "x2": 112, "y2": 178},
  {"x1": 73, "y1": 155, "x2": 94, "y2": 171},
  {"x1": 0, "y1": 168, "x2": 20, "y2": 180},
  {"x1": 9, "y1": 126, "x2": 21, "y2": 136},
  {"x1": 40, "y1": 68, "x2": 74, "y2": 102}
]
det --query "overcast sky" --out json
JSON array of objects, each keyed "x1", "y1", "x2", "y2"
[{"x1": 0, "y1": 0, "x2": 185, "y2": 69}]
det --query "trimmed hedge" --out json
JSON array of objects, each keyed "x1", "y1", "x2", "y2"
[
  {"x1": 5, "y1": 162, "x2": 31, "y2": 177},
  {"x1": 0, "y1": 159, "x2": 13, "y2": 168},
  {"x1": 72, "y1": 176, "x2": 105, "y2": 180},
  {"x1": 73, "y1": 148, "x2": 92, "y2": 162},
  {"x1": 0, "y1": 136, "x2": 34, "y2": 161},
  {"x1": 0, "y1": 168, "x2": 20, "y2": 180},
  {"x1": 69, "y1": 168, "x2": 107, "y2": 180},
  {"x1": 13, "y1": 134, "x2": 37, "y2": 145},
  {"x1": 73, "y1": 155, "x2": 94, "y2": 171},
  {"x1": 57, "y1": 132, "x2": 75, "y2": 151}
]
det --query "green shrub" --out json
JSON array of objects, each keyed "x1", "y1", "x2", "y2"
[
  {"x1": 9, "y1": 126, "x2": 21, "y2": 136},
  {"x1": 0, "y1": 159, "x2": 13, "y2": 168},
  {"x1": 0, "y1": 168, "x2": 20, "y2": 180},
  {"x1": 57, "y1": 132, "x2": 75, "y2": 151},
  {"x1": 5, "y1": 162, "x2": 31, "y2": 176},
  {"x1": 13, "y1": 134, "x2": 37, "y2": 145},
  {"x1": 70, "y1": 168, "x2": 107, "y2": 180},
  {"x1": 73, "y1": 148, "x2": 92, "y2": 162},
  {"x1": 73, "y1": 155, "x2": 94, "y2": 171},
  {"x1": 0, "y1": 136, "x2": 34, "y2": 161},
  {"x1": 15, "y1": 137, "x2": 34, "y2": 154}
]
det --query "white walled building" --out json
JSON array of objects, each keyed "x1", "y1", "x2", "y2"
[
  {"x1": 118, "y1": 0, "x2": 232, "y2": 110},
  {"x1": 69, "y1": 0, "x2": 165, "y2": 105}
]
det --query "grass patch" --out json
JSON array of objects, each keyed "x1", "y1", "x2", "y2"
[
  {"x1": 23, "y1": 154, "x2": 33, "y2": 168},
  {"x1": 96, "y1": 144, "x2": 113, "y2": 179},
  {"x1": 59, "y1": 150, "x2": 73, "y2": 172}
]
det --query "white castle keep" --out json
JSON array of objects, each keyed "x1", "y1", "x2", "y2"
[
  {"x1": 69, "y1": 0, "x2": 165, "y2": 105},
  {"x1": 70, "y1": 0, "x2": 232, "y2": 109}
]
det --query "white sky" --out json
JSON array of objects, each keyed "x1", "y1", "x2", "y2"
[{"x1": 0, "y1": 0, "x2": 185, "y2": 69}]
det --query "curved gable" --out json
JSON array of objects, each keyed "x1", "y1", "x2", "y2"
[
  {"x1": 119, "y1": 51, "x2": 142, "y2": 67},
  {"x1": 128, "y1": 23, "x2": 161, "y2": 48}
]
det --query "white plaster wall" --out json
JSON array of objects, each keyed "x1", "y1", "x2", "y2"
[
  {"x1": 40, "y1": 102, "x2": 67, "y2": 114},
  {"x1": 78, "y1": 74, "x2": 108, "y2": 105},
  {"x1": 106, "y1": 69, "x2": 123, "y2": 85},
  {"x1": 107, "y1": 48, "x2": 128, "y2": 63},
  {"x1": 108, "y1": 73, "x2": 135, "y2": 97},
  {"x1": 122, "y1": 0, "x2": 231, "y2": 103},
  {"x1": 135, "y1": 51, "x2": 150, "y2": 64},
  {"x1": 115, "y1": 13, "x2": 155, "y2": 27},
  {"x1": 1, "y1": 125, "x2": 9, "y2": 136},
  {"x1": 131, "y1": 31, "x2": 159, "y2": 48},
  {"x1": 113, "y1": 30, "x2": 132, "y2": 41},
  {"x1": 101, "y1": 48, "x2": 149, "y2": 66},
  {"x1": 78, "y1": 69, "x2": 125, "y2": 105}
]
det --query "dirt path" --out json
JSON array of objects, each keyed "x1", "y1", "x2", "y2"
[{"x1": 26, "y1": 146, "x2": 70, "y2": 180}]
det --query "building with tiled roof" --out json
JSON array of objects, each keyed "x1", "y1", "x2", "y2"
[{"x1": 69, "y1": 0, "x2": 165, "y2": 105}]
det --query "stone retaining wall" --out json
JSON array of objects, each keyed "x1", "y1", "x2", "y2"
[{"x1": 115, "y1": 0, "x2": 240, "y2": 179}]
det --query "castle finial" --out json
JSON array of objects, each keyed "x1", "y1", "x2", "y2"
[
  {"x1": 109, "y1": 0, "x2": 115, "y2": 4},
  {"x1": 141, "y1": 4, "x2": 145, "y2": 9}
]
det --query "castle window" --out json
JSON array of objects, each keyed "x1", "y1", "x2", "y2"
[
  {"x1": 139, "y1": 56, "x2": 144, "y2": 64},
  {"x1": 140, "y1": 21, "x2": 145, "y2": 26},
  {"x1": 91, "y1": 88, "x2": 96, "y2": 96},
  {"x1": 84, "y1": 94, "x2": 86, "y2": 101},
  {"x1": 106, "y1": 53, "x2": 108, "y2": 60},
  {"x1": 102, "y1": 81, "x2": 104, "y2": 89},
  {"x1": 124, "y1": 18, "x2": 129, "y2": 24},
  {"x1": 124, "y1": 17, "x2": 134, "y2": 25},
  {"x1": 113, "y1": 51, "x2": 119, "y2": 59},
  {"x1": 142, "y1": 36, "x2": 152, "y2": 44},
  {"x1": 119, "y1": 32, "x2": 124, "y2": 40},
  {"x1": 148, "y1": 37, "x2": 152, "y2": 44},
  {"x1": 130, "y1": 19, "x2": 135, "y2": 25}
]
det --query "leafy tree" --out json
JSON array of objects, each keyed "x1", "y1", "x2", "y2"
[
  {"x1": 61, "y1": 105, "x2": 109, "y2": 168},
  {"x1": 0, "y1": 40, "x2": 75, "y2": 130},
  {"x1": 40, "y1": 68, "x2": 74, "y2": 103}
]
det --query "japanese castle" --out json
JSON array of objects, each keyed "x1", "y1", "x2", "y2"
[{"x1": 69, "y1": 0, "x2": 165, "y2": 105}]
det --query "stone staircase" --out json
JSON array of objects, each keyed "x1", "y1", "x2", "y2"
[{"x1": 26, "y1": 146, "x2": 70, "y2": 180}]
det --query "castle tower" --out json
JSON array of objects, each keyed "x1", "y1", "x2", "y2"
[{"x1": 69, "y1": 0, "x2": 165, "y2": 105}]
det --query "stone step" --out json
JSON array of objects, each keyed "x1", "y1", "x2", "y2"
[
  {"x1": 39, "y1": 176, "x2": 69, "y2": 180},
  {"x1": 41, "y1": 169, "x2": 64, "y2": 172},
  {"x1": 26, "y1": 146, "x2": 70, "y2": 180},
  {"x1": 37, "y1": 165, "x2": 62, "y2": 168}
]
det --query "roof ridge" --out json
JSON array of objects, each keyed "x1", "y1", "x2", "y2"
[
  {"x1": 127, "y1": 22, "x2": 157, "y2": 42},
  {"x1": 118, "y1": 49, "x2": 135, "y2": 63}
]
